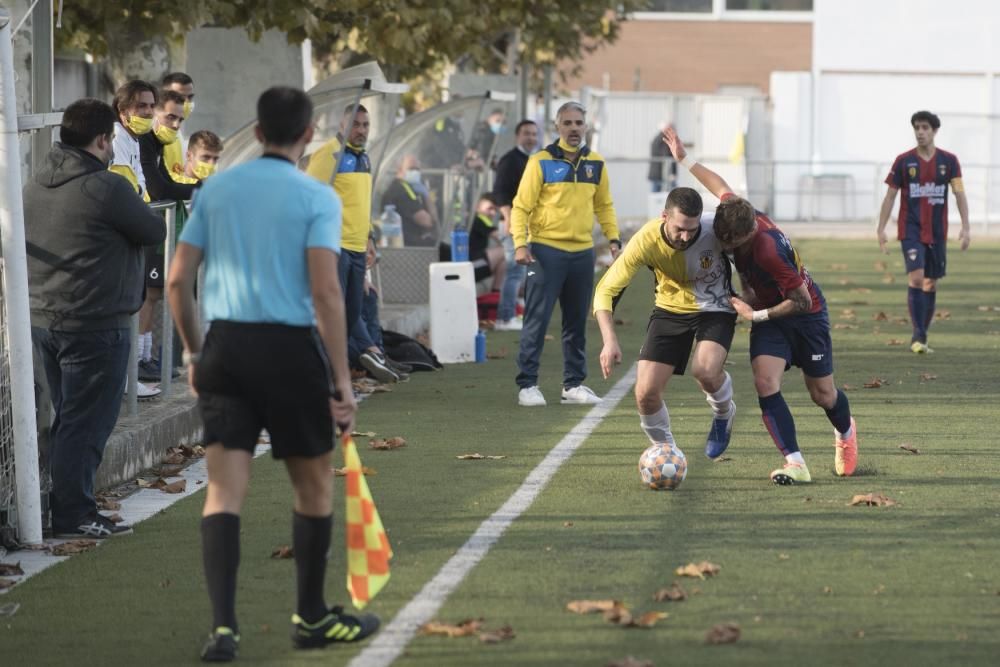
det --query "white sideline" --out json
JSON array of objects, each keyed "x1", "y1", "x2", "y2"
[{"x1": 348, "y1": 364, "x2": 638, "y2": 667}]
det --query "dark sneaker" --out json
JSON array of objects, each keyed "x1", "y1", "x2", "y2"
[
  {"x1": 201, "y1": 626, "x2": 240, "y2": 662},
  {"x1": 291, "y1": 606, "x2": 380, "y2": 648},
  {"x1": 53, "y1": 513, "x2": 133, "y2": 539},
  {"x1": 138, "y1": 358, "x2": 161, "y2": 381},
  {"x1": 704, "y1": 402, "x2": 736, "y2": 459},
  {"x1": 386, "y1": 358, "x2": 412, "y2": 375},
  {"x1": 359, "y1": 351, "x2": 399, "y2": 384}
]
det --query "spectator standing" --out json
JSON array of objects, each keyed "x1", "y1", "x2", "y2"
[
  {"x1": 162, "y1": 72, "x2": 196, "y2": 181},
  {"x1": 26, "y1": 99, "x2": 165, "y2": 538},
  {"x1": 183, "y1": 130, "x2": 224, "y2": 182}
]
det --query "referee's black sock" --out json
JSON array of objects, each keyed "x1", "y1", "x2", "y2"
[
  {"x1": 201, "y1": 512, "x2": 241, "y2": 632},
  {"x1": 293, "y1": 511, "x2": 333, "y2": 624}
]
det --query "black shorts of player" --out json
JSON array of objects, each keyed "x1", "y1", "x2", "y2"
[
  {"x1": 638, "y1": 309, "x2": 736, "y2": 375},
  {"x1": 472, "y1": 256, "x2": 492, "y2": 282},
  {"x1": 145, "y1": 247, "x2": 164, "y2": 288},
  {"x1": 749, "y1": 310, "x2": 833, "y2": 378},
  {"x1": 194, "y1": 321, "x2": 335, "y2": 459},
  {"x1": 901, "y1": 238, "x2": 946, "y2": 279}
]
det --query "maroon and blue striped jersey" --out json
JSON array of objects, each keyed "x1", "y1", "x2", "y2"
[{"x1": 886, "y1": 148, "x2": 962, "y2": 245}]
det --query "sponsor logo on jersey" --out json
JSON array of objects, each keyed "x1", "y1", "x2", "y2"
[
  {"x1": 909, "y1": 182, "x2": 946, "y2": 205},
  {"x1": 908, "y1": 165, "x2": 917, "y2": 178},
  {"x1": 699, "y1": 250, "x2": 713, "y2": 270},
  {"x1": 939, "y1": 164, "x2": 948, "y2": 177},
  {"x1": 585, "y1": 165, "x2": 594, "y2": 180}
]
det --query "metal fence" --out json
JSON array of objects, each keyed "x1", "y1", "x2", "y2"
[{"x1": 0, "y1": 260, "x2": 17, "y2": 547}]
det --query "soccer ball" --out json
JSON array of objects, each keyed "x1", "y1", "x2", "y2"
[{"x1": 638, "y1": 443, "x2": 687, "y2": 490}]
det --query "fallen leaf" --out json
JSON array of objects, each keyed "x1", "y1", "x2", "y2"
[
  {"x1": 899, "y1": 443, "x2": 920, "y2": 455},
  {"x1": 841, "y1": 383, "x2": 855, "y2": 391},
  {"x1": 606, "y1": 658, "x2": 653, "y2": 667},
  {"x1": 351, "y1": 431, "x2": 376, "y2": 437},
  {"x1": 881, "y1": 274, "x2": 896, "y2": 284},
  {"x1": 418, "y1": 618, "x2": 483, "y2": 637},
  {"x1": 919, "y1": 373, "x2": 937, "y2": 382},
  {"x1": 833, "y1": 323, "x2": 858, "y2": 330},
  {"x1": 455, "y1": 453, "x2": 506, "y2": 460},
  {"x1": 0, "y1": 579, "x2": 14, "y2": 591},
  {"x1": 50, "y1": 540, "x2": 99, "y2": 556},
  {"x1": 602, "y1": 607, "x2": 632, "y2": 626},
  {"x1": 566, "y1": 599, "x2": 625, "y2": 614},
  {"x1": 271, "y1": 546, "x2": 294, "y2": 559},
  {"x1": 849, "y1": 493, "x2": 897, "y2": 507},
  {"x1": 633, "y1": 611, "x2": 669, "y2": 628},
  {"x1": 873, "y1": 261, "x2": 888, "y2": 271},
  {"x1": 823, "y1": 586, "x2": 833, "y2": 595},
  {"x1": 0, "y1": 563, "x2": 24, "y2": 576},
  {"x1": 653, "y1": 582, "x2": 687, "y2": 602},
  {"x1": 830, "y1": 263, "x2": 849, "y2": 271},
  {"x1": 675, "y1": 561, "x2": 721, "y2": 579},
  {"x1": 332, "y1": 466, "x2": 377, "y2": 476},
  {"x1": 486, "y1": 346, "x2": 508, "y2": 360},
  {"x1": 863, "y1": 377, "x2": 885, "y2": 388},
  {"x1": 370, "y1": 437, "x2": 407, "y2": 450},
  {"x1": 712, "y1": 456, "x2": 732, "y2": 463},
  {"x1": 563, "y1": 521, "x2": 574, "y2": 527},
  {"x1": 873, "y1": 311, "x2": 889, "y2": 321},
  {"x1": 162, "y1": 450, "x2": 186, "y2": 465},
  {"x1": 886, "y1": 339, "x2": 904, "y2": 346},
  {"x1": 107, "y1": 513, "x2": 124, "y2": 524},
  {"x1": 159, "y1": 464, "x2": 185, "y2": 477},
  {"x1": 136, "y1": 478, "x2": 155, "y2": 488},
  {"x1": 160, "y1": 479, "x2": 187, "y2": 494},
  {"x1": 706, "y1": 623, "x2": 741, "y2": 644},
  {"x1": 977, "y1": 305, "x2": 1000, "y2": 311},
  {"x1": 544, "y1": 334, "x2": 555, "y2": 341},
  {"x1": 371, "y1": 384, "x2": 393, "y2": 393},
  {"x1": 478, "y1": 625, "x2": 515, "y2": 643},
  {"x1": 778, "y1": 553, "x2": 790, "y2": 560},
  {"x1": 97, "y1": 498, "x2": 121, "y2": 511},
  {"x1": 855, "y1": 629, "x2": 866, "y2": 639},
  {"x1": 935, "y1": 310, "x2": 951, "y2": 320},
  {"x1": 840, "y1": 309, "x2": 856, "y2": 318}
]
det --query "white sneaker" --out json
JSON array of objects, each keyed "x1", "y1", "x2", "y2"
[
  {"x1": 561, "y1": 385, "x2": 602, "y2": 405},
  {"x1": 494, "y1": 318, "x2": 523, "y2": 332},
  {"x1": 137, "y1": 381, "x2": 161, "y2": 400},
  {"x1": 518, "y1": 385, "x2": 547, "y2": 407}
]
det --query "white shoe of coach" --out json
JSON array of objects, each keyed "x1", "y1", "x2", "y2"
[
  {"x1": 518, "y1": 385, "x2": 547, "y2": 407},
  {"x1": 561, "y1": 385, "x2": 602, "y2": 405}
]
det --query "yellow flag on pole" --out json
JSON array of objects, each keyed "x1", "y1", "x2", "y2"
[{"x1": 343, "y1": 433, "x2": 392, "y2": 608}]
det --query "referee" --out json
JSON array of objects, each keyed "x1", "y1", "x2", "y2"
[{"x1": 168, "y1": 86, "x2": 379, "y2": 662}]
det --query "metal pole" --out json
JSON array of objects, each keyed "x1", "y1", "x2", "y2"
[
  {"x1": 0, "y1": 9, "x2": 43, "y2": 545},
  {"x1": 29, "y1": 0, "x2": 53, "y2": 175},
  {"x1": 127, "y1": 314, "x2": 139, "y2": 416},
  {"x1": 160, "y1": 205, "x2": 176, "y2": 390}
]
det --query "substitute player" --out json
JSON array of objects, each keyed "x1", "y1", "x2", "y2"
[
  {"x1": 663, "y1": 127, "x2": 858, "y2": 484},
  {"x1": 876, "y1": 110, "x2": 971, "y2": 354},
  {"x1": 168, "y1": 87, "x2": 378, "y2": 662},
  {"x1": 595, "y1": 187, "x2": 737, "y2": 460}
]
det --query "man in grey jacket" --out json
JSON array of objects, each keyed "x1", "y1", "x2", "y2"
[{"x1": 25, "y1": 98, "x2": 165, "y2": 538}]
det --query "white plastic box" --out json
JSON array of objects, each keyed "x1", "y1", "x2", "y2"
[{"x1": 429, "y1": 261, "x2": 478, "y2": 363}]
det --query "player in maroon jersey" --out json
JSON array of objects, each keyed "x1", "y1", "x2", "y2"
[{"x1": 877, "y1": 111, "x2": 971, "y2": 354}]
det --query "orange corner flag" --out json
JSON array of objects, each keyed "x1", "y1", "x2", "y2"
[{"x1": 343, "y1": 433, "x2": 392, "y2": 608}]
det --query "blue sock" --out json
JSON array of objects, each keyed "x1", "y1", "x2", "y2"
[
  {"x1": 923, "y1": 290, "x2": 936, "y2": 331},
  {"x1": 824, "y1": 389, "x2": 852, "y2": 435},
  {"x1": 758, "y1": 392, "x2": 799, "y2": 455},
  {"x1": 908, "y1": 286, "x2": 927, "y2": 343}
]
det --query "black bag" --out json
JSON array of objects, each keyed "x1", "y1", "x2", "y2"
[{"x1": 381, "y1": 330, "x2": 443, "y2": 371}]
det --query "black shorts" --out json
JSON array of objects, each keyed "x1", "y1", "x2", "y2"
[
  {"x1": 472, "y1": 256, "x2": 492, "y2": 282},
  {"x1": 638, "y1": 309, "x2": 736, "y2": 375},
  {"x1": 901, "y1": 239, "x2": 946, "y2": 279},
  {"x1": 145, "y1": 247, "x2": 164, "y2": 288},
  {"x1": 194, "y1": 321, "x2": 335, "y2": 459}
]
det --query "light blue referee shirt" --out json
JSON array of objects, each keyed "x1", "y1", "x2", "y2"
[{"x1": 179, "y1": 155, "x2": 342, "y2": 326}]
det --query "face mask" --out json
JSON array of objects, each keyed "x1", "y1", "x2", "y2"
[
  {"x1": 404, "y1": 169, "x2": 422, "y2": 185},
  {"x1": 126, "y1": 114, "x2": 153, "y2": 135},
  {"x1": 489, "y1": 121, "x2": 502, "y2": 134},
  {"x1": 154, "y1": 123, "x2": 178, "y2": 145},
  {"x1": 183, "y1": 99, "x2": 194, "y2": 119},
  {"x1": 193, "y1": 161, "x2": 216, "y2": 180}
]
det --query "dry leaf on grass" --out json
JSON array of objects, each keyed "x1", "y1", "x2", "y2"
[
  {"x1": 478, "y1": 625, "x2": 516, "y2": 643},
  {"x1": 418, "y1": 618, "x2": 483, "y2": 637},
  {"x1": 332, "y1": 466, "x2": 377, "y2": 476},
  {"x1": 107, "y1": 513, "x2": 124, "y2": 524},
  {"x1": 919, "y1": 373, "x2": 938, "y2": 382},
  {"x1": 271, "y1": 546, "x2": 294, "y2": 559},
  {"x1": 935, "y1": 310, "x2": 951, "y2": 320},
  {"x1": 833, "y1": 323, "x2": 858, "y2": 330},
  {"x1": 881, "y1": 274, "x2": 896, "y2": 284},
  {"x1": 606, "y1": 657, "x2": 653, "y2": 667},
  {"x1": 97, "y1": 498, "x2": 121, "y2": 511},
  {"x1": 370, "y1": 437, "x2": 407, "y2": 450},
  {"x1": 50, "y1": 540, "x2": 99, "y2": 556},
  {"x1": 977, "y1": 305, "x2": 1000, "y2": 311},
  {"x1": 487, "y1": 347, "x2": 508, "y2": 360},
  {"x1": 873, "y1": 311, "x2": 889, "y2": 321},
  {"x1": 706, "y1": 623, "x2": 741, "y2": 644},
  {"x1": 675, "y1": 561, "x2": 721, "y2": 579},
  {"x1": 180, "y1": 444, "x2": 206, "y2": 458},
  {"x1": 840, "y1": 309, "x2": 856, "y2": 319},
  {"x1": 899, "y1": 443, "x2": 920, "y2": 455},
  {"x1": 653, "y1": 582, "x2": 687, "y2": 602},
  {"x1": 566, "y1": 599, "x2": 625, "y2": 614},
  {"x1": 455, "y1": 453, "x2": 506, "y2": 460},
  {"x1": 351, "y1": 431, "x2": 376, "y2": 438},
  {"x1": 886, "y1": 339, "x2": 904, "y2": 346},
  {"x1": 544, "y1": 334, "x2": 555, "y2": 341},
  {"x1": 563, "y1": 521, "x2": 574, "y2": 527},
  {"x1": 712, "y1": 456, "x2": 732, "y2": 463},
  {"x1": 159, "y1": 464, "x2": 185, "y2": 477},
  {"x1": 874, "y1": 261, "x2": 888, "y2": 271},
  {"x1": 162, "y1": 450, "x2": 186, "y2": 465},
  {"x1": 863, "y1": 377, "x2": 886, "y2": 388},
  {"x1": 841, "y1": 383, "x2": 855, "y2": 391},
  {"x1": 849, "y1": 493, "x2": 897, "y2": 507},
  {"x1": 0, "y1": 562, "x2": 24, "y2": 576},
  {"x1": 159, "y1": 479, "x2": 186, "y2": 494}
]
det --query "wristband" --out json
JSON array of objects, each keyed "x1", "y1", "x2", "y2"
[
  {"x1": 679, "y1": 155, "x2": 696, "y2": 170},
  {"x1": 751, "y1": 309, "x2": 769, "y2": 323}
]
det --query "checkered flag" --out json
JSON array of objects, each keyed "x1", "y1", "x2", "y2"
[{"x1": 342, "y1": 433, "x2": 392, "y2": 608}]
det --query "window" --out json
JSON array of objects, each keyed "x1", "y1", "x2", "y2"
[
  {"x1": 647, "y1": 0, "x2": 713, "y2": 12},
  {"x1": 726, "y1": 0, "x2": 812, "y2": 9}
]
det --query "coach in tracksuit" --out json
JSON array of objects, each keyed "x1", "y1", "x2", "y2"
[{"x1": 510, "y1": 101, "x2": 621, "y2": 407}]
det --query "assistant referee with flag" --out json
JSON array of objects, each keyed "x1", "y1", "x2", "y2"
[{"x1": 168, "y1": 86, "x2": 380, "y2": 662}]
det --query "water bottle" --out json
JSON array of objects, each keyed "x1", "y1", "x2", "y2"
[
  {"x1": 451, "y1": 226, "x2": 470, "y2": 262},
  {"x1": 380, "y1": 204, "x2": 403, "y2": 248},
  {"x1": 475, "y1": 330, "x2": 487, "y2": 363}
]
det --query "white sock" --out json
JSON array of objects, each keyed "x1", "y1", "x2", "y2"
[
  {"x1": 640, "y1": 403, "x2": 675, "y2": 446},
  {"x1": 705, "y1": 372, "x2": 734, "y2": 417},
  {"x1": 136, "y1": 335, "x2": 144, "y2": 362},
  {"x1": 785, "y1": 451, "x2": 806, "y2": 465},
  {"x1": 838, "y1": 426, "x2": 853, "y2": 440},
  {"x1": 142, "y1": 332, "x2": 153, "y2": 361}
]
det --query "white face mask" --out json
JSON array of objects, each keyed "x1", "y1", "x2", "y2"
[{"x1": 404, "y1": 169, "x2": 422, "y2": 185}]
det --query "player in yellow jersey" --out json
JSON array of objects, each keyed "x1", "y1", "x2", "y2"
[{"x1": 594, "y1": 187, "x2": 737, "y2": 459}]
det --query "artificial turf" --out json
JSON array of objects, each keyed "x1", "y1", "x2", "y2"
[{"x1": 2, "y1": 239, "x2": 998, "y2": 666}]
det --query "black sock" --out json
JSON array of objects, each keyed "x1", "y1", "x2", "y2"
[
  {"x1": 202, "y1": 513, "x2": 241, "y2": 632},
  {"x1": 293, "y1": 512, "x2": 332, "y2": 624},
  {"x1": 824, "y1": 389, "x2": 853, "y2": 435}
]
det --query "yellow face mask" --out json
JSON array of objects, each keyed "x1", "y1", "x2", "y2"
[
  {"x1": 183, "y1": 99, "x2": 194, "y2": 119},
  {"x1": 154, "y1": 124, "x2": 178, "y2": 145},
  {"x1": 126, "y1": 114, "x2": 153, "y2": 135},
  {"x1": 193, "y1": 161, "x2": 216, "y2": 180}
]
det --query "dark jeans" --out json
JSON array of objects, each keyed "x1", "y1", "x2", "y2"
[
  {"x1": 348, "y1": 286, "x2": 383, "y2": 367},
  {"x1": 31, "y1": 327, "x2": 130, "y2": 530},
  {"x1": 516, "y1": 243, "x2": 595, "y2": 390},
  {"x1": 338, "y1": 248, "x2": 368, "y2": 337}
]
